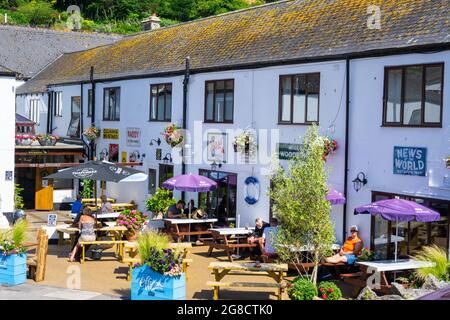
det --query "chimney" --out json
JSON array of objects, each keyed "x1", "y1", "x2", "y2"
[{"x1": 142, "y1": 13, "x2": 161, "y2": 31}]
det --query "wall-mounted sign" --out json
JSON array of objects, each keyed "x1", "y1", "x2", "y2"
[
  {"x1": 277, "y1": 143, "x2": 302, "y2": 160},
  {"x1": 156, "y1": 148, "x2": 162, "y2": 161},
  {"x1": 103, "y1": 128, "x2": 119, "y2": 140},
  {"x1": 5, "y1": 171, "x2": 12, "y2": 181},
  {"x1": 126, "y1": 127, "x2": 141, "y2": 147},
  {"x1": 109, "y1": 144, "x2": 119, "y2": 162},
  {"x1": 393, "y1": 146, "x2": 427, "y2": 176},
  {"x1": 47, "y1": 213, "x2": 57, "y2": 226},
  {"x1": 121, "y1": 151, "x2": 127, "y2": 163}
]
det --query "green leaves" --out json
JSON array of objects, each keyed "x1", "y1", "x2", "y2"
[
  {"x1": 14, "y1": 184, "x2": 24, "y2": 210},
  {"x1": 145, "y1": 188, "x2": 176, "y2": 215}
]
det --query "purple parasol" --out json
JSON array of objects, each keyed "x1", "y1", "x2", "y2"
[
  {"x1": 326, "y1": 188, "x2": 346, "y2": 205},
  {"x1": 354, "y1": 198, "x2": 440, "y2": 222},
  {"x1": 162, "y1": 173, "x2": 217, "y2": 192}
]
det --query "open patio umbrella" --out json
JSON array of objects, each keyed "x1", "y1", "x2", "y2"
[
  {"x1": 45, "y1": 160, "x2": 147, "y2": 218},
  {"x1": 354, "y1": 198, "x2": 441, "y2": 261},
  {"x1": 326, "y1": 188, "x2": 346, "y2": 205}
]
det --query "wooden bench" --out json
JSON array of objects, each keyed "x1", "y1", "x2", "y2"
[
  {"x1": 207, "y1": 281, "x2": 287, "y2": 300},
  {"x1": 79, "y1": 240, "x2": 128, "y2": 263},
  {"x1": 26, "y1": 228, "x2": 48, "y2": 282}
]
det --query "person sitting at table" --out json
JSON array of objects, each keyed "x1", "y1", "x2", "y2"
[
  {"x1": 167, "y1": 200, "x2": 185, "y2": 218},
  {"x1": 185, "y1": 199, "x2": 197, "y2": 217},
  {"x1": 324, "y1": 225, "x2": 363, "y2": 265},
  {"x1": 260, "y1": 218, "x2": 279, "y2": 261},
  {"x1": 100, "y1": 195, "x2": 113, "y2": 214},
  {"x1": 247, "y1": 217, "x2": 270, "y2": 258},
  {"x1": 71, "y1": 194, "x2": 83, "y2": 219},
  {"x1": 69, "y1": 207, "x2": 96, "y2": 262}
]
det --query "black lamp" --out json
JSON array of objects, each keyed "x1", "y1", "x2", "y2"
[
  {"x1": 150, "y1": 138, "x2": 161, "y2": 146},
  {"x1": 352, "y1": 172, "x2": 367, "y2": 192},
  {"x1": 210, "y1": 161, "x2": 222, "y2": 171},
  {"x1": 162, "y1": 153, "x2": 173, "y2": 163}
]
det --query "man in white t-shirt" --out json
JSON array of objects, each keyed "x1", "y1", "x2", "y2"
[{"x1": 261, "y1": 218, "x2": 279, "y2": 260}]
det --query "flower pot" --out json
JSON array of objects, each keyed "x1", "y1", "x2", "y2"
[
  {"x1": 131, "y1": 264, "x2": 186, "y2": 300},
  {"x1": 37, "y1": 139, "x2": 57, "y2": 146},
  {"x1": 16, "y1": 138, "x2": 34, "y2": 146},
  {"x1": 0, "y1": 253, "x2": 27, "y2": 286}
]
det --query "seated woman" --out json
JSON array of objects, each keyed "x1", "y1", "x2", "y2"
[
  {"x1": 325, "y1": 225, "x2": 363, "y2": 265},
  {"x1": 69, "y1": 207, "x2": 96, "y2": 262},
  {"x1": 260, "y1": 218, "x2": 279, "y2": 261},
  {"x1": 100, "y1": 195, "x2": 113, "y2": 214}
]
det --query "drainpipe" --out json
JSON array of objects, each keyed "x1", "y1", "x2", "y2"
[
  {"x1": 89, "y1": 66, "x2": 96, "y2": 161},
  {"x1": 80, "y1": 83, "x2": 84, "y2": 139},
  {"x1": 181, "y1": 57, "x2": 190, "y2": 202},
  {"x1": 46, "y1": 91, "x2": 52, "y2": 134},
  {"x1": 342, "y1": 57, "x2": 351, "y2": 242}
]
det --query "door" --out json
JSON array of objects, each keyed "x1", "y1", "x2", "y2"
[{"x1": 35, "y1": 168, "x2": 54, "y2": 211}]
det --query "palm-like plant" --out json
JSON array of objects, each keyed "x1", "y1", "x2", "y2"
[
  {"x1": 0, "y1": 219, "x2": 28, "y2": 254},
  {"x1": 137, "y1": 230, "x2": 170, "y2": 264},
  {"x1": 414, "y1": 245, "x2": 449, "y2": 282}
]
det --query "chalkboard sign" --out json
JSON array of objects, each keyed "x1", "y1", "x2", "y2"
[{"x1": 393, "y1": 146, "x2": 427, "y2": 176}]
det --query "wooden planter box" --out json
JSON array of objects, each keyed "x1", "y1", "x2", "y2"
[
  {"x1": 131, "y1": 264, "x2": 185, "y2": 300},
  {"x1": 0, "y1": 253, "x2": 27, "y2": 286}
]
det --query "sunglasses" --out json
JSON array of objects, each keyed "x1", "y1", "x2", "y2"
[{"x1": 350, "y1": 229, "x2": 357, "y2": 232}]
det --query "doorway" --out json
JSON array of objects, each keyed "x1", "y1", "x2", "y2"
[{"x1": 35, "y1": 168, "x2": 55, "y2": 211}]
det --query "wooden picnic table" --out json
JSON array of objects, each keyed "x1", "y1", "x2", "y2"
[
  {"x1": 82, "y1": 197, "x2": 116, "y2": 204},
  {"x1": 87, "y1": 203, "x2": 137, "y2": 212},
  {"x1": 164, "y1": 218, "x2": 217, "y2": 242},
  {"x1": 55, "y1": 225, "x2": 127, "y2": 248},
  {"x1": 208, "y1": 261, "x2": 288, "y2": 300},
  {"x1": 207, "y1": 228, "x2": 256, "y2": 262}
]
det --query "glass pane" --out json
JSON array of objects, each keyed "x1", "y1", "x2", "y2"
[
  {"x1": 224, "y1": 91, "x2": 233, "y2": 121},
  {"x1": 429, "y1": 202, "x2": 449, "y2": 251},
  {"x1": 424, "y1": 66, "x2": 442, "y2": 123},
  {"x1": 215, "y1": 84, "x2": 225, "y2": 123},
  {"x1": 148, "y1": 169, "x2": 157, "y2": 195},
  {"x1": 386, "y1": 69, "x2": 402, "y2": 123},
  {"x1": 390, "y1": 220, "x2": 408, "y2": 259},
  {"x1": 307, "y1": 74, "x2": 320, "y2": 122},
  {"x1": 373, "y1": 215, "x2": 389, "y2": 260},
  {"x1": 409, "y1": 221, "x2": 429, "y2": 256},
  {"x1": 292, "y1": 75, "x2": 306, "y2": 123},
  {"x1": 104, "y1": 89, "x2": 110, "y2": 119},
  {"x1": 151, "y1": 86, "x2": 157, "y2": 120},
  {"x1": 114, "y1": 89, "x2": 120, "y2": 120},
  {"x1": 165, "y1": 85, "x2": 172, "y2": 120},
  {"x1": 281, "y1": 76, "x2": 291, "y2": 122},
  {"x1": 157, "y1": 85, "x2": 165, "y2": 121},
  {"x1": 206, "y1": 82, "x2": 214, "y2": 121},
  {"x1": 403, "y1": 66, "x2": 423, "y2": 125}
]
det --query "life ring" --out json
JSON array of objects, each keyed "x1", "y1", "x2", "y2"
[{"x1": 244, "y1": 176, "x2": 260, "y2": 205}]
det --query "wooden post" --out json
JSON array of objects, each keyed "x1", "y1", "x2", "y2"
[{"x1": 81, "y1": 244, "x2": 85, "y2": 264}]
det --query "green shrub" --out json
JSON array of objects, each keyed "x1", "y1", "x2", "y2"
[
  {"x1": 137, "y1": 230, "x2": 170, "y2": 263},
  {"x1": 81, "y1": 19, "x2": 97, "y2": 31},
  {"x1": 414, "y1": 245, "x2": 450, "y2": 282},
  {"x1": 288, "y1": 277, "x2": 318, "y2": 300},
  {"x1": 14, "y1": 184, "x2": 24, "y2": 210},
  {"x1": 80, "y1": 179, "x2": 94, "y2": 199},
  {"x1": 17, "y1": 0, "x2": 56, "y2": 26},
  {"x1": 145, "y1": 188, "x2": 176, "y2": 216},
  {"x1": 318, "y1": 281, "x2": 342, "y2": 300}
]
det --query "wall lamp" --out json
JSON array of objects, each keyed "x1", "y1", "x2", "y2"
[
  {"x1": 130, "y1": 150, "x2": 146, "y2": 161},
  {"x1": 162, "y1": 153, "x2": 173, "y2": 163},
  {"x1": 352, "y1": 172, "x2": 367, "y2": 192},
  {"x1": 150, "y1": 138, "x2": 161, "y2": 146},
  {"x1": 210, "y1": 161, "x2": 222, "y2": 171}
]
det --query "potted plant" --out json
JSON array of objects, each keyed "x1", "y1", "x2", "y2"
[
  {"x1": 117, "y1": 209, "x2": 149, "y2": 241},
  {"x1": 287, "y1": 276, "x2": 318, "y2": 300},
  {"x1": 358, "y1": 248, "x2": 375, "y2": 262},
  {"x1": 322, "y1": 137, "x2": 338, "y2": 161},
  {"x1": 318, "y1": 281, "x2": 342, "y2": 300},
  {"x1": 162, "y1": 123, "x2": 184, "y2": 148},
  {"x1": 0, "y1": 219, "x2": 28, "y2": 286},
  {"x1": 15, "y1": 134, "x2": 36, "y2": 146},
  {"x1": 83, "y1": 125, "x2": 101, "y2": 142},
  {"x1": 131, "y1": 231, "x2": 185, "y2": 300},
  {"x1": 145, "y1": 188, "x2": 176, "y2": 219},
  {"x1": 36, "y1": 134, "x2": 59, "y2": 146}
]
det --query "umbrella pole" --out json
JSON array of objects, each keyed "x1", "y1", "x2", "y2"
[
  {"x1": 395, "y1": 218, "x2": 399, "y2": 262},
  {"x1": 94, "y1": 180, "x2": 98, "y2": 225}
]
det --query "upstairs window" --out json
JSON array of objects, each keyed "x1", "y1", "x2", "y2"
[
  {"x1": 67, "y1": 96, "x2": 81, "y2": 137},
  {"x1": 204, "y1": 79, "x2": 234, "y2": 123},
  {"x1": 279, "y1": 73, "x2": 320, "y2": 124},
  {"x1": 54, "y1": 92, "x2": 62, "y2": 117},
  {"x1": 103, "y1": 87, "x2": 120, "y2": 121},
  {"x1": 29, "y1": 99, "x2": 39, "y2": 124},
  {"x1": 384, "y1": 64, "x2": 443, "y2": 127},
  {"x1": 150, "y1": 83, "x2": 172, "y2": 121}
]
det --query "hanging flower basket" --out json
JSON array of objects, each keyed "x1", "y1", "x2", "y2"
[
  {"x1": 233, "y1": 128, "x2": 257, "y2": 157},
  {"x1": 15, "y1": 134, "x2": 36, "y2": 146},
  {"x1": 36, "y1": 134, "x2": 59, "y2": 146},
  {"x1": 446, "y1": 156, "x2": 450, "y2": 169},
  {"x1": 323, "y1": 137, "x2": 338, "y2": 161},
  {"x1": 162, "y1": 123, "x2": 184, "y2": 148},
  {"x1": 83, "y1": 125, "x2": 101, "y2": 142}
]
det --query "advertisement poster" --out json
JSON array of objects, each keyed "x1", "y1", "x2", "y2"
[
  {"x1": 207, "y1": 132, "x2": 227, "y2": 163},
  {"x1": 103, "y1": 128, "x2": 119, "y2": 140},
  {"x1": 393, "y1": 146, "x2": 427, "y2": 176},
  {"x1": 126, "y1": 127, "x2": 141, "y2": 147},
  {"x1": 121, "y1": 151, "x2": 127, "y2": 163},
  {"x1": 109, "y1": 144, "x2": 119, "y2": 162}
]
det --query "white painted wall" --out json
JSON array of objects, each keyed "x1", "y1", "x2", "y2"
[
  {"x1": 0, "y1": 75, "x2": 16, "y2": 227},
  {"x1": 347, "y1": 51, "x2": 450, "y2": 248},
  {"x1": 15, "y1": 92, "x2": 48, "y2": 134}
]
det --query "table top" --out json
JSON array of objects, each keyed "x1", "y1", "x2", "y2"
[
  {"x1": 96, "y1": 212, "x2": 121, "y2": 219},
  {"x1": 56, "y1": 225, "x2": 127, "y2": 233},
  {"x1": 208, "y1": 261, "x2": 288, "y2": 272},
  {"x1": 209, "y1": 228, "x2": 253, "y2": 235},
  {"x1": 164, "y1": 218, "x2": 218, "y2": 224},
  {"x1": 356, "y1": 259, "x2": 434, "y2": 272},
  {"x1": 82, "y1": 198, "x2": 116, "y2": 203}
]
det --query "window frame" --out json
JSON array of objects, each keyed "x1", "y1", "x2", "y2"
[
  {"x1": 103, "y1": 87, "x2": 121, "y2": 121},
  {"x1": 203, "y1": 79, "x2": 235, "y2": 124},
  {"x1": 149, "y1": 83, "x2": 172, "y2": 122},
  {"x1": 29, "y1": 98, "x2": 40, "y2": 124},
  {"x1": 67, "y1": 96, "x2": 81, "y2": 138},
  {"x1": 278, "y1": 72, "x2": 321, "y2": 125},
  {"x1": 53, "y1": 91, "x2": 62, "y2": 117},
  {"x1": 382, "y1": 63, "x2": 444, "y2": 128}
]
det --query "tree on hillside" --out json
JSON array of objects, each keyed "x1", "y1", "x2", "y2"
[{"x1": 269, "y1": 125, "x2": 336, "y2": 285}]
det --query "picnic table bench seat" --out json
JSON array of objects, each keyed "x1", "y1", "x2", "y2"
[{"x1": 79, "y1": 240, "x2": 128, "y2": 263}]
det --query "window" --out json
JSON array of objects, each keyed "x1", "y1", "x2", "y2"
[
  {"x1": 67, "y1": 96, "x2": 81, "y2": 137},
  {"x1": 103, "y1": 87, "x2": 120, "y2": 121},
  {"x1": 53, "y1": 92, "x2": 62, "y2": 117},
  {"x1": 159, "y1": 164, "x2": 174, "y2": 189},
  {"x1": 383, "y1": 63, "x2": 443, "y2": 127},
  {"x1": 148, "y1": 168, "x2": 157, "y2": 195},
  {"x1": 29, "y1": 99, "x2": 39, "y2": 124},
  {"x1": 87, "y1": 89, "x2": 93, "y2": 117},
  {"x1": 204, "y1": 80, "x2": 234, "y2": 123},
  {"x1": 150, "y1": 83, "x2": 172, "y2": 121},
  {"x1": 279, "y1": 73, "x2": 320, "y2": 124}
]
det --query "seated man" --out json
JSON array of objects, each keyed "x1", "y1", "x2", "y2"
[
  {"x1": 71, "y1": 194, "x2": 83, "y2": 220},
  {"x1": 167, "y1": 200, "x2": 185, "y2": 218},
  {"x1": 260, "y1": 218, "x2": 279, "y2": 261},
  {"x1": 325, "y1": 225, "x2": 363, "y2": 265},
  {"x1": 247, "y1": 217, "x2": 270, "y2": 257}
]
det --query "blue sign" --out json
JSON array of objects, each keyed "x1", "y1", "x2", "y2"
[{"x1": 393, "y1": 146, "x2": 427, "y2": 176}]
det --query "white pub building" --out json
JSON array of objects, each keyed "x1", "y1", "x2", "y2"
[{"x1": 14, "y1": 0, "x2": 450, "y2": 259}]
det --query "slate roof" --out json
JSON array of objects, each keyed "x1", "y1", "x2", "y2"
[
  {"x1": 0, "y1": 25, "x2": 121, "y2": 79},
  {"x1": 0, "y1": 64, "x2": 15, "y2": 75},
  {"x1": 15, "y1": 113, "x2": 35, "y2": 125},
  {"x1": 17, "y1": 0, "x2": 450, "y2": 95}
]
